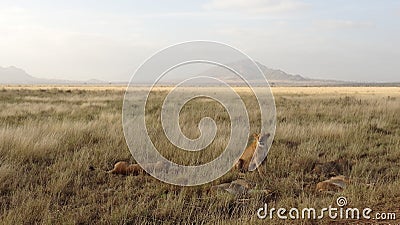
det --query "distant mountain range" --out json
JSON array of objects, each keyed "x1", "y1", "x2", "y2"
[
  {"x1": 0, "y1": 66, "x2": 108, "y2": 85},
  {"x1": 194, "y1": 61, "x2": 313, "y2": 84},
  {"x1": 193, "y1": 61, "x2": 347, "y2": 86},
  {"x1": 0, "y1": 66, "x2": 39, "y2": 84},
  {"x1": 199, "y1": 61, "x2": 306, "y2": 81},
  {"x1": 1, "y1": 63, "x2": 391, "y2": 86}
]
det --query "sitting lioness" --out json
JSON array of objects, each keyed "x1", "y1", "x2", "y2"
[{"x1": 235, "y1": 133, "x2": 270, "y2": 173}]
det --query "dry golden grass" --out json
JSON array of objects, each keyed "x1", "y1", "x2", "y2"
[{"x1": 0, "y1": 86, "x2": 399, "y2": 224}]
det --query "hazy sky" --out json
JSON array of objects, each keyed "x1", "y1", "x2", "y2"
[{"x1": 0, "y1": 0, "x2": 399, "y2": 82}]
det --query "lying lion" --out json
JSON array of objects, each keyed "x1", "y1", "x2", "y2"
[
  {"x1": 108, "y1": 161, "x2": 170, "y2": 176},
  {"x1": 316, "y1": 175, "x2": 349, "y2": 193},
  {"x1": 108, "y1": 161, "x2": 144, "y2": 176}
]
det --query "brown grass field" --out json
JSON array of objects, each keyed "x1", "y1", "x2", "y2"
[{"x1": 0, "y1": 86, "x2": 399, "y2": 224}]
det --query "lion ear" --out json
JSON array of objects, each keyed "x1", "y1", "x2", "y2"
[{"x1": 253, "y1": 133, "x2": 260, "y2": 139}]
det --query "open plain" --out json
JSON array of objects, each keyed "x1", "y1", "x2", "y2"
[{"x1": 0, "y1": 86, "x2": 399, "y2": 224}]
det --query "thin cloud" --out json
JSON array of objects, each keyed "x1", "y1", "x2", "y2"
[
  {"x1": 203, "y1": 0, "x2": 309, "y2": 14},
  {"x1": 314, "y1": 20, "x2": 374, "y2": 30},
  {"x1": 134, "y1": 11, "x2": 208, "y2": 19},
  {"x1": 0, "y1": 6, "x2": 27, "y2": 15}
]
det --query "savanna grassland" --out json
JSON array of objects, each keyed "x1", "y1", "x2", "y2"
[{"x1": 0, "y1": 86, "x2": 399, "y2": 224}]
